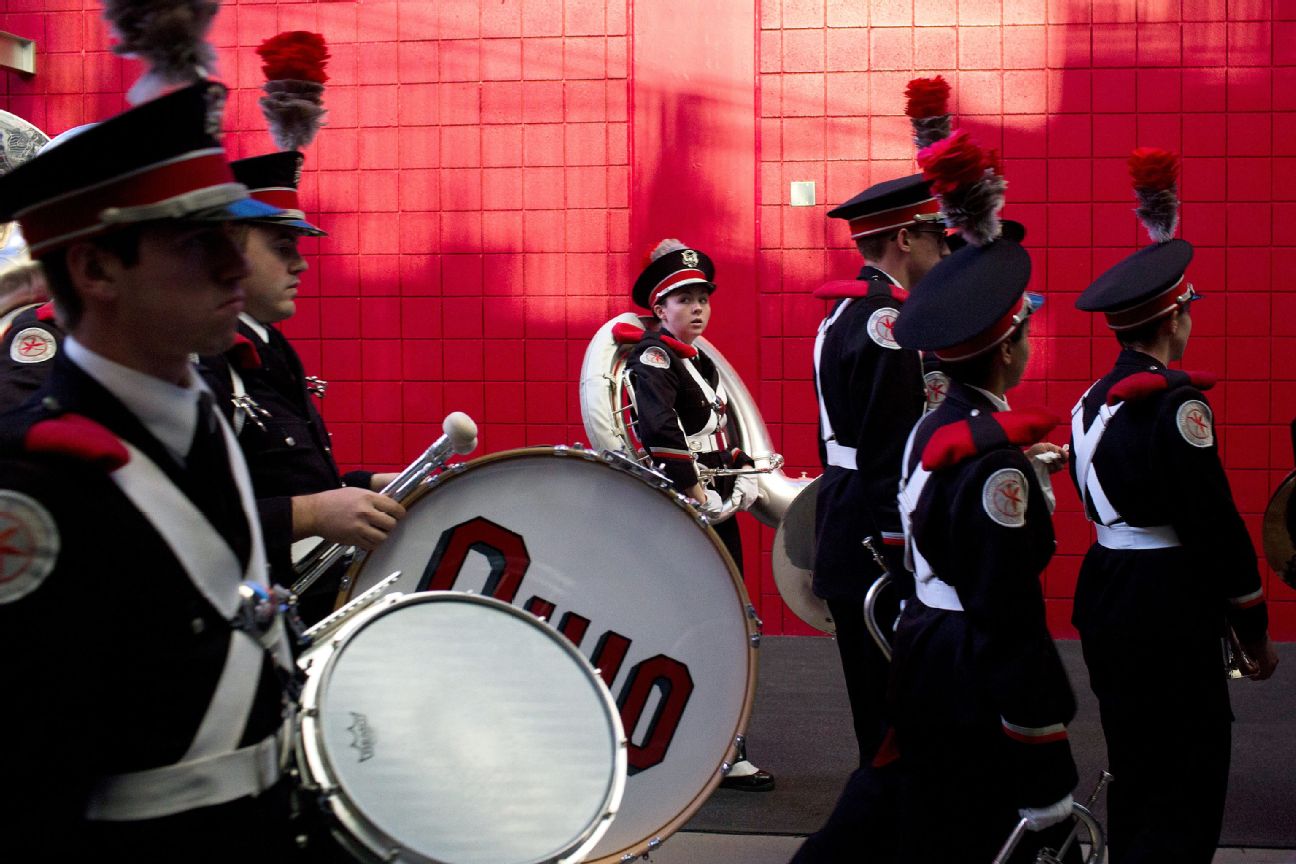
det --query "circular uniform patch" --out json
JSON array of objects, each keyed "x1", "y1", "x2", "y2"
[
  {"x1": 0, "y1": 491, "x2": 59, "y2": 604},
  {"x1": 982, "y1": 468, "x2": 1028, "y2": 528},
  {"x1": 640, "y1": 346, "x2": 671, "y2": 369},
  {"x1": 867, "y1": 307, "x2": 901, "y2": 350},
  {"x1": 1176, "y1": 399, "x2": 1214, "y2": 448},
  {"x1": 923, "y1": 370, "x2": 950, "y2": 411},
  {"x1": 10, "y1": 326, "x2": 56, "y2": 364}
]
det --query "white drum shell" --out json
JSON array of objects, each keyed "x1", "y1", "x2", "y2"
[
  {"x1": 297, "y1": 591, "x2": 627, "y2": 864},
  {"x1": 339, "y1": 448, "x2": 759, "y2": 863}
]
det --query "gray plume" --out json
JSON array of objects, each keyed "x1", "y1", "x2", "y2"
[
  {"x1": 911, "y1": 115, "x2": 952, "y2": 152},
  {"x1": 260, "y1": 80, "x2": 327, "y2": 151},
  {"x1": 1133, "y1": 187, "x2": 1180, "y2": 244},
  {"x1": 940, "y1": 170, "x2": 1007, "y2": 248},
  {"x1": 102, "y1": 0, "x2": 218, "y2": 96}
]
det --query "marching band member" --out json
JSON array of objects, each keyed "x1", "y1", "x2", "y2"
[
  {"x1": 1069, "y1": 149, "x2": 1278, "y2": 863},
  {"x1": 627, "y1": 239, "x2": 774, "y2": 791},
  {"x1": 198, "y1": 32, "x2": 402, "y2": 626},
  {"x1": 889, "y1": 131, "x2": 1079, "y2": 863},
  {"x1": 0, "y1": 82, "x2": 309, "y2": 861},
  {"x1": 813, "y1": 173, "x2": 946, "y2": 765},
  {"x1": 198, "y1": 149, "x2": 403, "y2": 626}
]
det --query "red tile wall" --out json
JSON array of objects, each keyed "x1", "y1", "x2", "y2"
[{"x1": 3, "y1": 0, "x2": 1293, "y2": 638}]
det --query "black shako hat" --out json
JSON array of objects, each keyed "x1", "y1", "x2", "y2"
[
  {"x1": 894, "y1": 239, "x2": 1040, "y2": 362},
  {"x1": 230, "y1": 151, "x2": 326, "y2": 237},
  {"x1": 1076, "y1": 239, "x2": 1196, "y2": 331},
  {"x1": 946, "y1": 218, "x2": 1026, "y2": 252},
  {"x1": 827, "y1": 174, "x2": 942, "y2": 239},
  {"x1": 0, "y1": 81, "x2": 282, "y2": 256},
  {"x1": 633, "y1": 245, "x2": 716, "y2": 310}
]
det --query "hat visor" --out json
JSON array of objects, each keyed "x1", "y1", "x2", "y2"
[
  {"x1": 189, "y1": 197, "x2": 287, "y2": 223},
  {"x1": 1025, "y1": 291, "x2": 1045, "y2": 312},
  {"x1": 247, "y1": 215, "x2": 328, "y2": 237}
]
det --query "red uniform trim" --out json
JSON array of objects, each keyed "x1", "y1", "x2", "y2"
[
  {"x1": 229, "y1": 334, "x2": 262, "y2": 371},
  {"x1": 871, "y1": 726, "x2": 901, "y2": 767},
  {"x1": 1103, "y1": 276, "x2": 1191, "y2": 331},
  {"x1": 1105, "y1": 370, "x2": 1216, "y2": 406},
  {"x1": 1002, "y1": 725, "x2": 1069, "y2": 745},
  {"x1": 933, "y1": 295, "x2": 1029, "y2": 362},
  {"x1": 921, "y1": 407, "x2": 1060, "y2": 471},
  {"x1": 25, "y1": 413, "x2": 130, "y2": 470},
  {"x1": 611, "y1": 322, "x2": 699, "y2": 358},
  {"x1": 35, "y1": 301, "x2": 56, "y2": 323},
  {"x1": 814, "y1": 280, "x2": 910, "y2": 302}
]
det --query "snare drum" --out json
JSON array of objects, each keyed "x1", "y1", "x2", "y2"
[
  {"x1": 337, "y1": 447, "x2": 760, "y2": 863},
  {"x1": 297, "y1": 591, "x2": 626, "y2": 864}
]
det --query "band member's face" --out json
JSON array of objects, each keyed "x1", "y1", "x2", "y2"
[
  {"x1": 241, "y1": 224, "x2": 307, "y2": 324},
  {"x1": 654, "y1": 286, "x2": 711, "y2": 344},
  {"x1": 903, "y1": 224, "x2": 949, "y2": 283},
  {"x1": 115, "y1": 220, "x2": 250, "y2": 359},
  {"x1": 1006, "y1": 318, "x2": 1031, "y2": 390},
  {"x1": 1169, "y1": 305, "x2": 1192, "y2": 362}
]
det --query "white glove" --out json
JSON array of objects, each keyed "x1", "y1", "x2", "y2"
[
  {"x1": 733, "y1": 473, "x2": 759, "y2": 512},
  {"x1": 700, "y1": 488, "x2": 725, "y2": 516},
  {"x1": 1019, "y1": 794, "x2": 1073, "y2": 831}
]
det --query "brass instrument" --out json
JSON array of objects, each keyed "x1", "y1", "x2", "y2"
[
  {"x1": 1224, "y1": 624, "x2": 1260, "y2": 680},
  {"x1": 291, "y1": 412, "x2": 478, "y2": 596},
  {"x1": 992, "y1": 771, "x2": 1112, "y2": 864},
  {"x1": 861, "y1": 537, "x2": 894, "y2": 662}
]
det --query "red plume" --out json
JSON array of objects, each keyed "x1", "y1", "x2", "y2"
[
  {"x1": 1128, "y1": 147, "x2": 1180, "y2": 242},
  {"x1": 917, "y1": 129, "x2": 1007, "y2": 247},
  {"x1": 257, "y1": 31, "x2": 329, "y2": 83},
  {"x1": 905, "y1": 76, "x2": 951, "y2": 119}
]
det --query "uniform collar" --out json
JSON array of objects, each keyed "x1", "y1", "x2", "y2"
[
  {"x1": 238, "y1": 312, "x2": 271, "y2": 344},
  {"x1": 64, "y1": 335, "x2": 208, "y2": 464},
  {"x1": 966, "y1": 384, "x2": 1011, "y2": 412}
]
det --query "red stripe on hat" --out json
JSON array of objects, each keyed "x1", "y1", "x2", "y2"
[
  {"x1": 1103, "y1": 277, "x2": 1191, "y2": 331},
  {"x1": 847, "y1": 198, "x2": 940, "y2": 239},
  {"x1": 250, "y1": 187, "x2": 300, "y2": 212},
  {"x1": 934, "y1": 295, "x2": 1030, "y2": 362},
  {"x1": 19, "y1": 150, "x2": 236, "y2": 254},
  {"x1": 649, "y1": 268, "x2": 708, "y2": 307}
]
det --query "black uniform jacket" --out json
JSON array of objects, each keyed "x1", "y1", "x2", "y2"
[
  {"x1": 893, "y1": 382, "x2": 1078, "y2": 812},
  {"x1": 198, "y1": 320, "x2": 371, "y2": 580},
  {"x1": 1069, "y1": 349, "x2": 1268, "y2": 722},
  {"x1": 627, "y1": 326, "x2": 740, "y2": 493},
  {"x1": 0, "y1": 301, "x2": 62, "y2": 413},
  {"x1": 813, "y1": 266, "x2": 925, "y2": 600},
  {"x1": 0, "y1": 353, "x2": 287, "y2": 857}
]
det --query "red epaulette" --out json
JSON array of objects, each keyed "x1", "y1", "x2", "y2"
[
  {"x1": 1105, "y1": 369, "x2": 1216, "y2": 406},
  {"x1": 921, "y1": 407, "x2": 1060, "y2": 471},
  {"x1": 611, "y1": 322, "x2": 698, "y2": 359},
  {"x1": 228, "y1": 333, "x2": 263, "y2": 370},
  {"x1": 813, "y1": 279, "x2": 909, "y2": 303},
  {"x1": 25, "y1": 413, "x2": 129, "y2": 470},
  {"x1": 34, "y1": 301, "x2": 56, "y2": 323}
]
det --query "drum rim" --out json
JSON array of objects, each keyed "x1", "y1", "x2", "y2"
[
  {"x1": 298, "y1": 590, "x2": 628, "y2": 864},
  {"x1": 336, "y1": 445, "x2": 761, "y2": 864}
]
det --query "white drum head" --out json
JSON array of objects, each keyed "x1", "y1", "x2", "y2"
[
  {"x1": 299, "y1": 592, "x2": 626, "y2": 864},
  {"x1": 340, "y1": 448, "x2": 758, "y2": 862}
]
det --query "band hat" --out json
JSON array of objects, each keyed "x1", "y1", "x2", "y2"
[
  {"x1": 827, "y1": 174, "x2": 942, "y2": 240},
  {"x1": 230, "y1": 151, "x2": 326, "y2": 237},
  {"x1": 946, "y1": 218, "x2": 1026, "y2": 253},
  {"x1": 0, "y1": 81, "x2": 282, "y2": 257},
  {"x1": 632, "y1": 243, "x2": 716, "y2": 310},
  {"x1": 1076, "y1": 239, "x2": 1196, "y2": 331},
  {"x1": 894, "y1": 239, "x2": 1041, "y2": 362}
]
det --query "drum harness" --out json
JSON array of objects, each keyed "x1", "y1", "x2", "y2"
[
  {"x1": 85, "y1": 408, "x2": 296, "y2": 822},
  {"x1": 1070, "y1": 386, "x2": 1181, "y2": 551}
]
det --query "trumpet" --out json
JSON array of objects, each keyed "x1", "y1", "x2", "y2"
[
  {"x1": 291, "y1": 412, "x2": 478, "y2": 596},
  {"x1": 696, "y1": 453, "x2": 785, "y2": 482},
  {"x1": 992, "y1": 771, "x2": 1113, "y2": 864},
  {"x1": 861, "y1": 537, "x2": 894, "y2": 662}
]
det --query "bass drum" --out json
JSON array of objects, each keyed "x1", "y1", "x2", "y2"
[
  {"x1": 337, "y1": 447, "x2": 760, "y2": 863},
  {"x1": 297, "y1": 591, "x2": 626, "y2": 864}
]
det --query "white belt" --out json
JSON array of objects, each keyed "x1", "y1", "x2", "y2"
[
  {"x1": 686, "y1": 431, "x2": 725, "y2": 454},
  {"x1": 915, "y1": 576, "x2": 963, "y2": 612},
  {"x1": 86, "y1": 726, "x2": 286, "y2": 821},
  {"x1": 824, "y1": 438, "x2": 857, "y2": 470},
  {"x1": 1095, "y1": 523, "x2": 1181, "y2": 550}
]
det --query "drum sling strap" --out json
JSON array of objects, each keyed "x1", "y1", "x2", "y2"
[
  {"x1": 1070, "y1": 390, "x2": 1180, "y2": 551},
  {"x1": 897, "y1": 417, "x2": 962, "y2": 612},
  {"x1": 86, "y1": 409, "x2": 294, "y2": 822},
  {"x1": 677, "y1": 353, "x2": 729, "y2": 455},
  {"x1": 813, "y1": 299, "x2": 857, "y2": 470}
]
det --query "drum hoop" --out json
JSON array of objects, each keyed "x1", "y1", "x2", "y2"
[
  {"x1": 298, "y1": 591, "x2": 628, "y2": 864},
  {"x1": 337, "y1": 446, "x2": 761, "y2": 864},
  {"x1": 1262, "y1": 468, "x2": 1296, "y2": 572}
]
